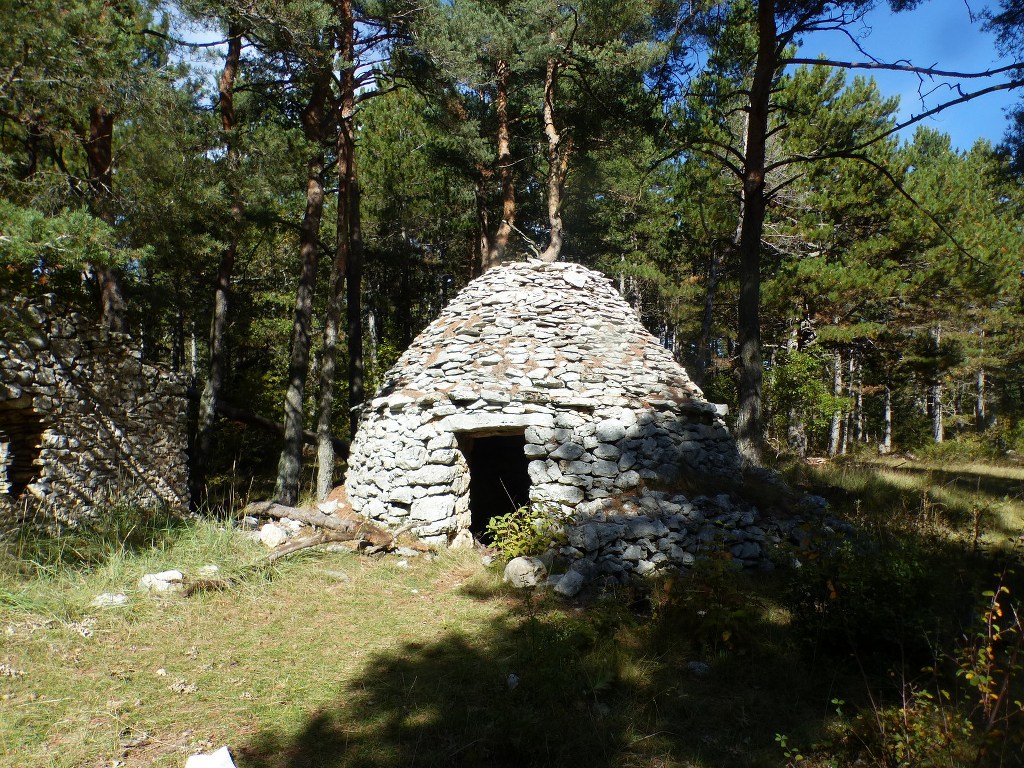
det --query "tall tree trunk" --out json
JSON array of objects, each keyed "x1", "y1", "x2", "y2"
[
  {"x1": 840, "y1": 352, "x2": 854, "y2": 455},
  {"x1": 367, "y1": 305, "x2": 379, "y2": 380},
  {"x1": 486, "y1": 58, "x2": 514, "y2": 269},
  {"x1": 733, "y1": 0, "x2": 776, "y2": 465},
  {"x1": 194, "y1": 24, "x2": 243, "y2": 503},
  {"x1": 854, "y1": 354, "x2": 864, "y2": 443},
  {"x1": 976, "y1": 367, "x2": 986, "y2": 431},
  {"x1": 275, "y1": 66, "x2": 332, "y2": 505},
  {"x1": 931, "y1": 326, "x2": 944, "y2": 444},
  {"x1": 931, "y1": 383, "x2": 944, "y2": 443},
  {"x1": 881, "y1": 385, "x2": 893, "y2": 454},
  {"x1": 274, "y1": 155, "x2": 326, "y2": 505},
  {"x1": 539, "y1": 39, "x2": 573, "y2": 263},
  {"x1": 84, "y1": 104, "x2": 127, "y2": 332},
  {"x1": 472, "y1": 175, "x2": 490, "y2": 278},
  {"x1": 347, "y1": 164, "x2": 365, "y2": 436},
  {"x1": 172, "y1": 305, "x2": 184, "y2": 373},
  {"x1": 828, "y1": 348, "x2": 843, "y2": 457},
  {"x1": 189, "y1": 324, "x2": 197, "y2": 380},
  {"x1": 315, "y1": 5, "x2": 356, "y2": 502}
]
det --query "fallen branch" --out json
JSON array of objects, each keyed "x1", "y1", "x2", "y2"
[
  {"x1": 242, "y1": 501, "x2": 357, "y2": 533},
  {"x1": 241, "y1": 501, "x2": 430, "y2": 554},
  {"x1": 264, "y1": 530, "x2": 358, "y2": 562}
]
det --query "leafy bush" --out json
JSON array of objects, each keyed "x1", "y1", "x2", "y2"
[
  {"x1": 957, "y1": 574, "x2": 1024, "y2": 763},
  {"x1": 765, "y1": 348, "x2": 849, "y2": 449},
  {"x1": 485, "y1": 504, "x2": 566, "y2": 559},
  {"x1": 845, "y1": 687, "x2": 977, "y2": 768}
]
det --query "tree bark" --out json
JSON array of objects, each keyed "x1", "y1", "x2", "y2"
[
  {"x1": 828, "y1": 348, "x2": 843, "y2": 457},
  {"x1": 854, "y1": 354, "x2": 864, "y2": 443},
  {"x1": 347, "y1": 163, "x2": 365, "y2": 436},
  {"x1": 881, "y1": 385, "x2": 893, "y2": 454},
  {"x1": 184, "y1": 392, "x2": 348, "y2": 455},
  {"x1": 785, "y1": 324, "x2": 807, "y2": 457},
  {"x1": 539, "y1": 37, "x2": 573, "y2": 263},
  {"x1": 840, "y1": 352, "x2": 853, "y2": 455},
  {"x1": 84, "y1": 104, "x2": 127, "y2": 333},
  {"x1": 194, "y1": 23, "x2": 244, "y2": 504},
  {"x1": 472, "y1": 175, "x2": 490, "y2": 278},
  {"x1": 931, "y1": 325, "x2": 944, "y2": 444},
  {"x1": 486, "y1": 58, "x2": 514, "y2": 269},
  {"x1": 976, "y1": 367, "x2": 986, "y2": 431},
  {"x1": 275, "y1": 151, "x2": 327, "y2": 505},
  {"x1": 316, "y1": 4, "x2": 355, "y2": 503},
  {"x1": 733, "y1": 0, "x2": 776, "y2": 465}
]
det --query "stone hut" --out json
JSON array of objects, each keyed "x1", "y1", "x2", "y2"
[
  {"x1": 0, "y1": 297, "x2": 190, "y2": 534},
  {"x1": 345, "y1": 260, "x2": 742, "y2": 549}
]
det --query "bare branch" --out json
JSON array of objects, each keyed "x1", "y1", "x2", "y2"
[
  {"x1": 780, "y1": 57, "x2": 1024, "y2": 80},
  {"x1": 142, "y1": 28, "x2": 233, "y2": 49},
  {"x1": 857, "y1": 77, "x2": 1024, "y2": 150}
]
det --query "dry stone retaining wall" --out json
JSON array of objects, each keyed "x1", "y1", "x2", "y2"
[{"x1": 0, "y1": 296, "x2": 189, "y2": 533}]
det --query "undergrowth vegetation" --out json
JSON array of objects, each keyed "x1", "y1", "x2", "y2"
[{"x1": 1, "y1": 458, "x2": 1022, "y2": 767}]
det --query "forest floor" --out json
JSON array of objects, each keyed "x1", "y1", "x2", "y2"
[{"x1": 1, "y1": 457, "x2": 1023, "y2": 768}]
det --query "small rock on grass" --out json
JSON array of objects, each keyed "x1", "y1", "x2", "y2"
[
  {"x1": 138, "y1": 571, "x2": 184, "y2": 593},
  {"x1": 91, "y1": 593, "x2": 130, "y2": 608},
  {"x1": 185, "y1": 746, "x2": 237, "y2": 768},
  {"x1": 553, "y1": 569, "x2": 586, "y2": 598},
  {"x1": 503, "y1": 557, "x2": 547, "y2": 588},
  {"x1": 259, "y1": 523, "x2": 289, "y2": 548}
]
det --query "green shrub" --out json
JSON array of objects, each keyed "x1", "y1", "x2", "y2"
[{"x1": 485, "y1": 504, "x2": 565, "y2": 559}]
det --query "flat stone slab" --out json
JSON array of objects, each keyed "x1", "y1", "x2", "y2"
[{"x1": 439, "y1": 412, "x2": 554, "y2": 433}]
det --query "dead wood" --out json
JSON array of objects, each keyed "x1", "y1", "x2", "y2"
[
  {"x1": 241, "y1": 500, "x2": 430, "y2": 560},
  {"x1": 242, "y1": 501, "x2": 358, "y2": 533},
  {"x1": 264, "y1": 530, "x2": 358, "y2": 562}
]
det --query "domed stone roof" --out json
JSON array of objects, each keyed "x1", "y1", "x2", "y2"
[
  {"x1": 370, "y1": 259, "x2": 710, "y2": 414},
  {"x1": 346, "y1": 259, "x2": 741, "y2": 548}
]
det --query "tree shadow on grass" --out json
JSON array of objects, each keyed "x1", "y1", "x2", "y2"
[
  {"x1": 235, "y1": 571, "x2": 879, "y2": 768},
  {"x1": 235, "y1": 456, "x2": 1024, "y2": 768}
]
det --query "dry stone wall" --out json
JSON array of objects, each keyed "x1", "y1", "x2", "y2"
[
  {"x1": 0, "y1": 296, "x2": 189, "y2": 533},
  {"x1": 346, "y1": 260, "x2": 742, "y2": 546}
]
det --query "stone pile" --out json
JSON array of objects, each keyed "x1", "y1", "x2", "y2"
[
  {"x1": 346, "y1": 260, "x2": 742, "y2": 545},
  {"x1": 562, "y1": 492, "x2": 809, "y2": 582},
  {"x1": 0, "y1": 295, "x2": 189, "y2": 533},
  {"x1": 511, "y1": 491, "x2": 842, "y2": 595}
]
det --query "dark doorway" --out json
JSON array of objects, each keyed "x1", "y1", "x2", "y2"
[
  {"x1": 466, "y1": 433, "x2": 531, "y2": 540},
  {"x1": 0, "y1": 397, "x2": 45, "y2": 498}
]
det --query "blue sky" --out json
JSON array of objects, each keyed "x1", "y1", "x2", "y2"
[
  {"x1": 177, "y1": 1, "x2": 1020, "y2": 151},
  {"x1": 798, "y1": 0, "x2": 1020, "y2": 150}
]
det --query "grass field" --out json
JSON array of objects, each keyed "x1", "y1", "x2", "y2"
[{"x1": 1, "y1": 457, "x2": 1023, "y2": 768}]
